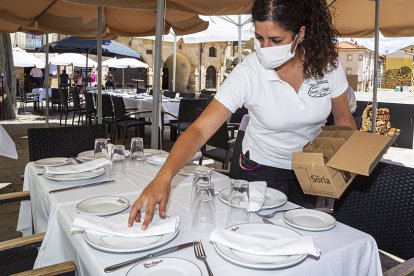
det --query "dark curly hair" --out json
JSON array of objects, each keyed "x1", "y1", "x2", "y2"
[{"x1": 252, "y1": 0, "x2": 339, "y2": 79}]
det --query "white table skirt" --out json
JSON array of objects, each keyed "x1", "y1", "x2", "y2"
[
  {"x1": 355, "y1": 91, "x2": 414, "y2": 105},
  {"x1": 32, "y1": 88, "x2": 52, "y2": 101},
  {"x1": 18, "y1": 161, "x2": 382, "y2": 276}
]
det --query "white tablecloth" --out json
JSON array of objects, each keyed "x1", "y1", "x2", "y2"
[
  {"x1": 0, "y1": 124, "x2": 18, "y2": 159},
  {"x1": 355, "y1": 91, "x2": 414, "y2": 105},
  {"x1": 18, "y1": 161, "x2": 382, "y2": 276},
  {"x1": 32, "y1": 88, "x2": 52, "y2": 101}
]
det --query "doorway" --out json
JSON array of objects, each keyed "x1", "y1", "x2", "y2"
[{"x1": 162, "y1": 66, "x2": 169, "y2": 90}]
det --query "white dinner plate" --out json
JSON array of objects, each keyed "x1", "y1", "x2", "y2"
[
  {"x1": 43, "y1": 167, "x2": 106, "y2": 181},
  {"x1": 144, "y1": 149, "x2": 163, "y2": 156},
  {"x1": 76, "y1": 196, "x2": 130, "y2": 216},
  {"x1": 214, "y1": 223, "x2": 306, "y2": 269},
  {"x1": 283, "y1": 209, "x2": 336, "y2": 231},
  {"x1": 77, "y1": 150, "x2": 106, "y2": 161},
  {"x1": 218, "y1": 187, "x2": 287, "y2": 210},
  {"x1": 34, "y1": 157, "x2": 71, "y2": 167},
  {"x1": 126, "y1": 257, "x2": 201, "y2": 276},
  {"x1": 178, "y1": 165, "x2": 211, "y2": 176},
  {"x1": 145, "y1": 153, "x2": 169, "y2": 165},
  {"x1": 84, "y1": 215, "x2": 179, "y2": 253}
]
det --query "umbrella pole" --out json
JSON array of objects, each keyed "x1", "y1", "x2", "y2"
[
  {"x1": 173, "y1": 34, "x2": 177, "y2": 92},
  {"x1": 151, "y1": 0, "x2": 165, "y2": 149},
  {"x1": 86, "y1": 51, "x2": 89, "y2": 87},
  {"x1": 122, "y1": 68, "x2": 124, "y2": 92},
  {"x1": 97, "y1": 6, "x2": 103, "y2": 124},
  {"x1": 44, "y1": 34, "x2": 49, "y2": 127},
  {"x1": 371, "y1": 0, "x2": 380, "y2": 133},
  {"x1": 238, "y1": 15, "x2": 242, "y2": 64}
]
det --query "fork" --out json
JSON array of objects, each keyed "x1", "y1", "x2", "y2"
[
  {"x1": 194, "y1": 240, "x2": 214, "y2": 276},
  {"x1": 256, "y1": 207, "x2": 303, "y2": 219}
]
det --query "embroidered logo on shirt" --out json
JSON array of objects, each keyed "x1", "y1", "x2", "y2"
[{"x1": 308, "y1": 80, "x2": 330, "y2": 97}]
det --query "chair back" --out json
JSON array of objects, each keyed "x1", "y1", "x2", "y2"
[
  {"x1": 228, "y1": 115, "x2": 249, "y2": 179},
  {"x1": 27, "y1": 124, "x2": 107, "y2": 161},
  {"x1": 205, "y1": 121, "x2": 230, "y2": 150},
  {"x1": 179, "y1": 92, "x2": 196, "y2": 99},
  {"x1": 51, "y1": 88, "x2": 60, "y2": 103},
  {"x1": 333, "y1": 162, "x2": 414, "y2": 260},
  {"x1": 111, "y1": 96, "x2": 127, "y2": 121},
  {"x1": 200, "y1": 89, "x2": 216, "y2": 96},
  {"x1": 58, "y1": 88, "x2": 69, "y2": 108},
  {"x1": 163, "y1": 91, "x2": 176, "y2": 99},
  {"x1": 178, "y1": 98, "x2": 208, "y2": 123},
  {"x1": 71, "y1": 87, "x2": 82, "y2": 109},
  {"x1": 199, "y1": 93, "x2": 214, "y2": 104},
  {"x1": 102, "y1": 94, "x2": 114, "y2": 118},
  {"x1": 84, "y1": 92, "x2": 96, "y2": 114},
  {"x1": 230, "y1": 106, "x2": 248, "y2": 124}
]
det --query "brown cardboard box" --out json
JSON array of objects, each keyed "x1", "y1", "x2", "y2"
[{"x1": 292, "y1": 126, "x2": 395, "y2": 198}]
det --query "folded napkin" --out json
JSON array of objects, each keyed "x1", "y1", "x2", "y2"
[
  {"x1": 210, "y1": 228, "x2": 320, "y2": 257},
  {"x1": 45, "y1": 158, "x2": 110, "y2": 175},
  {"x1": 148, "y1": 153, "x2": 169, "y2": 163},
  {"x1": 72, "y1": 213, "x2": 179, "y2": 238},
  {"x1": 249, "y1": 181, "x2": 267, "y2": 212}
]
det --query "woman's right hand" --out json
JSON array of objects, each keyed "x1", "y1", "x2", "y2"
[{"x1": 128, "y1": 174, "x2": 172, "y2": 229}]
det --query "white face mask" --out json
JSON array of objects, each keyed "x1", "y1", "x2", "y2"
[{"x1": 254, "y1": 35, "x2": 299, "y2": 69}]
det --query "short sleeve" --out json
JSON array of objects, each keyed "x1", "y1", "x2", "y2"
[
  {"x1": 328, "y1": 60, "x2": 349, "y2": 98},
  {"x1": 214, "y1": 65, "x2": 249, "y2": 113}
]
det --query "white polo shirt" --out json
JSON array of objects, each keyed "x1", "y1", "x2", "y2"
[
  {"x1": 215, "y1": 53, "x2": 348, "y2": 170},
  {"x1": 30, "y1": 67, "x2": 43, "y2": 78}
]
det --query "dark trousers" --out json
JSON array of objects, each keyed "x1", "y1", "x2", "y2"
[{"x1": 241, "y1": 152, "x2": 318, "y2": 208}]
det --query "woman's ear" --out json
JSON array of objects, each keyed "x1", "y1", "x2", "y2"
[{"x1": 298, "y1": 26, "x2": 306, "y2": 43}]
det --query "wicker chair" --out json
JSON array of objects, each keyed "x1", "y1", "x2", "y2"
[
  {"x1": 71, "y1": 87, "x2": 87, "y2": 125},
  {"x1": 27, "y1": 124, "x2": 107, "y2": 161},
  {"x1": 333, "y1": 162, "x2": 414, "y2": 260},
  {"x1": 179, "y1": 92, "x2": 196, "y2": 99},
  {"x1": 163, "y1": 91, "x2": 176, "y2": 99},
  {"x1": 383, "y1": 257, "x2": 414, "y2": 276},
  {"x1": 58, "y1": 87, "x2": 74, "y2": 126},
  {"x1": 83, "y1": 92, "x2": 97, "y2": 124}
]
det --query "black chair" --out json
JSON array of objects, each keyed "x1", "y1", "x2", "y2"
[
  {"x1": 199, "y1": 93, "x2": 214, "y2": 104},
  {"x1": 71, "y1": 87, "x2": 87, "y2": 125},
  {"x1": 27, "y1": 124, "x2": 107, "y2": 161},
  {"x1": 199, "y1": 120, "x2": 233, "y2": 169},
  {"x1": 137, "y1": 88, "x2": 147, "y2": 94},
  {"x1": 111, "y1": 96, "x2": 152, "y2": 144},
  {"x1": 84, "y1": 92, "x2": 97, "y2": 124},
  {"x1": 163, "y1": 91, "x2": 177, "y2": 99},
  {"x1": 200, "y1": 89, "x2": 216, "y2": 96},
  {"x1": 333, "y1": 162, "x2": 414, "y2": 260},
  {"x1": 50, "y1": 88, "x2": 61, "y2": 112},
  {"x1": 163, "y1": 98, "x2": 208, "y2": 142},
  {"x1": 179, "y1": 92, "x2": 196, "y2": 99},
  {"x1": 17, "y1": 85, "x2": 37, "y2": 114},
  {"x1": 228, "y1": 106, "x2": 248, "y2": 138},
  {"x1": 58, "y1": 87, "x2": 74, "y2": 126},
  {"x1": 101, "y1": 94, "x2": 115, "y2": 136}
]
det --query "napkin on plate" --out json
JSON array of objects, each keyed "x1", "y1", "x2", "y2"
[
  {"x1": 249, "y1": 181, "x2": 267, "y2": 212},
  {"x1": 210, "y1": 228, "x2": 320, "y2": 257},
  {"x1": 148, "y1": 153, "x2": 169, "y2": 163},
  {"x1": 72, "y1": 213, "x2": 179, "y2": 238},
  {"x1": 45, "y1": 158, "x2": 110, "y2": 175}
]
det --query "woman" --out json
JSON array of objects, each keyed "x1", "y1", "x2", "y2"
[{"x1": 129, "y1": 0, "x2": 356, "y2": 229}]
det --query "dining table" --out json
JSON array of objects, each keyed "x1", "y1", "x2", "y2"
[{"x1": 17, "y1": 151, "x2": 383, "y2": 276}]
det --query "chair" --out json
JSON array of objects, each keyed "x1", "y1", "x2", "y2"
[
  {"x1": 163, "y1": 98, "x2": 208, "y2": 142},
  {"x1": 200, "y1": 89, "x2": 216, "y2": 96},
  {"x1": 111, "y1": 96, "x2": 152, "y2": 144},
  {"x1": 228, "y1": 106, "x2": 248, "y2": 138},
  {"x1": 199, "y1": 93, "x2": 214, "y2": 104},
  {"x1": 84, "y1": 92, "x2": 97, "y2": 124},
  {"x1": 383, "y1": 257, "x2": 414, "y2": 276},
  {"x1": 58, "y1": 87, "x2": 74, "y2": 126},
  {"x1": 17, "y1": 85, "x2": 37, "y2": 114},
  {"x1": 71, "y1": 87, "x2": 87, "y2": 125},
  {"x1": 27, "y1": 124, "x2": 107, "y2": 161},
  {"x1": 163, "y1": 91, "x2": 176, "y2": 99},
  {"x1": 179, "y1": 92, "x2": 196, "y2": 99},
  {"x1": 50, "y1": 88, "x2": 61, "y2": 112},
  {"x1": 333, "y1": 162, "x2": 414, "y2": 260},
  {"x1": 101, "y1": 94, "x2": 115, "y2": 136}
]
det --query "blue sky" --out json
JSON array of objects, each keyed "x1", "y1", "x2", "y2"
[{"x1": 339, "y1": 34, "x2": 414, "y2": 54}]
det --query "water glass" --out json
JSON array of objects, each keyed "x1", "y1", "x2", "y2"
[
  {"x1": 226, "y1": 179, "x2": 250, "y2": 227},
  {"x1": 190, "y1": 168, "x2": 212, "y2": 213},
  {"x1": 110, "y1": 145, "x2": 126, "y2": 177},
  {"x1": 130, "y1": 137, "x2": 145, "y2": 161},
  {"x1": 191, "y1": 181, "x2": 215, "y2": 233},
  {"x1": 94, "y1": 138, "x2": 107, "y2": 158}
]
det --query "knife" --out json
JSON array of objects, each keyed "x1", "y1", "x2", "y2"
[
  {"x1": 104, "y1": 242, "x2": 193, "y2": 273},
  {"x1": 49, "y1": 179, "x2": 115, "y2": 193}
]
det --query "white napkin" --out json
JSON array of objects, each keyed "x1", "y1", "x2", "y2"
[
  {"x1": 72, "y1": 213, "x2": 179, "y2": 238},
  {"x1": 45, "y1": 158, "x2": 110, "y2": 175},
  {"x1": 0, "y1": 183, "x2": 11, "y2": 190},
  {"x1": 249, "y1": 181, "x2": 267, "y2": 212},
  {"x1": 210, "y1": 228, "x2": 320, "y2": 257}
]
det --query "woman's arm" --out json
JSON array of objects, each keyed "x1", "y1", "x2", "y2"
[
  {"x1": 331, "y1": 91, "x2": 356, "y2": 129},
  {"x1": 128, "y1": 99, "x2": 232, "y2": 229}
]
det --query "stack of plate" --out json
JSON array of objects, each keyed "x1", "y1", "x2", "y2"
[
  {"x1": 146, "y1": 153, "x2": 169, "y2": 165},
  {"x1": 34, "y1": 157, "x2": 72, "y2": 167}
]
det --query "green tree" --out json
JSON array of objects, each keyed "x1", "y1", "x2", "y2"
[{"x1": 0, "y1": 33, "x2": 17, "y2": 120}]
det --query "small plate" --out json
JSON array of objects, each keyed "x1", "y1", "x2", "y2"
[
  {"x1": 283, "y1": 209, "x2": 336, "y2": 231},
  {"x1": 218, "y1": 187, "x2": 287, "y2": 210},
  {"x1": 77, "y1": 150, "x2": 106, "y2": 161},
  {"x1": 85, "y1": 215, "x2": 179, "y2": 253},
  {"x1": 43, "y1": 167, "x2": 106, "y2": 181},
  {"x1": 178, "y1": 165, "x2": 211, "y2": 176},
  {"x1": 76, "y1": 196, "x2": 129, "y2": 216},
  {"x1": 214, "y1": 223, "x2": 306, "y2": 269},
  {"x1": 145, "y1": 153, "x2": 169, "y2": 165},
  {"x1": 34, "y1": 157, "x2": 71, "y2": 167},
  {"x1": 126, "y1": 257, "x2": 201, "y2": 276},
  {"x1": 144, "y1": 149, "x2": 163, "y2": 157}
]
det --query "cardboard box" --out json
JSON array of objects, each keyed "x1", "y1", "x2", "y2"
[{"x1": 292, "y1": 126, "x2": 395, "y2": 198}]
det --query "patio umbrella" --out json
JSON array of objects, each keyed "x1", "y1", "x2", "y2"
[
  {"x1": 50, "y1": 53, "x2": 98, "y2": 68},
  {"x1": 328, "y1": 0, "x2": 414, "y2": 133},
  {"x1": 12, "y1": 48, "x2": 45, "y2": 68}
]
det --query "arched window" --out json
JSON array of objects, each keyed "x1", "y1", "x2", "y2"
[
  {"x1": 206, "y1": 66, "x2": 216, "y2": 89},
  {"x1": 208, "y1": 47, "x2": 217, "y2": 57}
]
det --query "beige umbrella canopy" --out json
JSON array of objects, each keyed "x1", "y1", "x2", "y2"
[
  {"x1": 63, "y1": 0, "x2": 253, "y2": 15},
  {"x1": 0, "y1": 0, "x2": 208, "y2": 37},
  {"x1": 328, "y1": 0, "x2": 414, "y2": 38}
]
